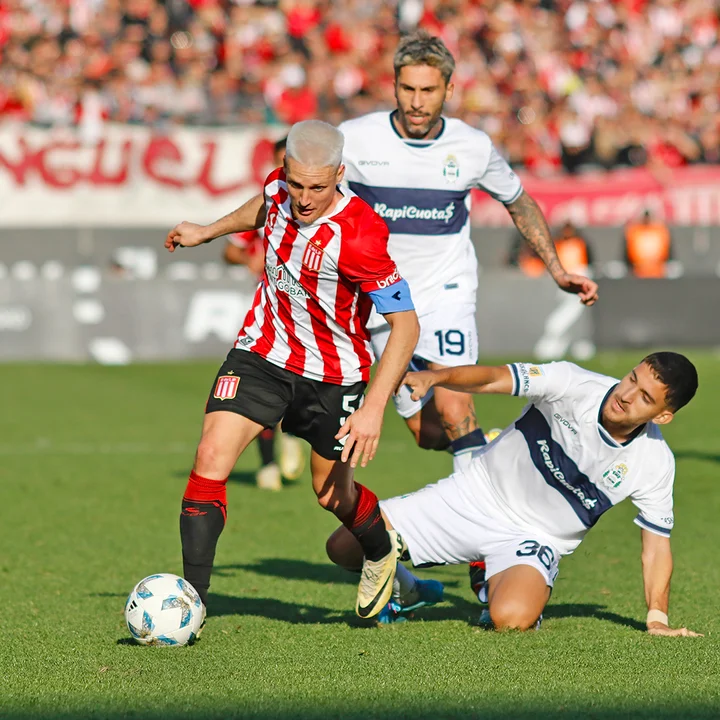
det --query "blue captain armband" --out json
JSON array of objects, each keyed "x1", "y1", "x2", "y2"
[{"x1": 367, "y1": 279, "x2": 415, "y2": 314}]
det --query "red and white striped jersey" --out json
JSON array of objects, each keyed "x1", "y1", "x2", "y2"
[{"x1": 234, "y1": 168, "x2": 409, "y2": 385}]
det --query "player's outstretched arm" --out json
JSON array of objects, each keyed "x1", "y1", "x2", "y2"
[
  {"x1": 505, "y1": 191, "x2": 599, "y2": 306},
  {"x1": 641, "y1": 529, "x2": 703, "y2": 637},
  {"x1": 164, "y1": 194, "x2": 267, "y2": 253},
  {"x1": 403, "y1": 365, "x2": 513, "y2": 401},
  {"x1": 337, "y1": 310, "x2": 419, "y2": 469}
]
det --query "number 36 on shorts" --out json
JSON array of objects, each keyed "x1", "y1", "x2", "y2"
[{"x1": 513, "y1": 539, "x2": 560, "y2": 584}]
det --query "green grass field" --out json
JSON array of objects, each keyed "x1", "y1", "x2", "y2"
[{"x1": 2, "y1": 353, "x2": 719, "y2": 719}]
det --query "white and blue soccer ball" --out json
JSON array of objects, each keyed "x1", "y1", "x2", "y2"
[{"x1": 124, "y1": 573, "x2": 205, "y2": 647}]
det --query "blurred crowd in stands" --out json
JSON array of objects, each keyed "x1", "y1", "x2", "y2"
[{"x1": 1, "y1": 0, "x2": 718, "y2": 174}]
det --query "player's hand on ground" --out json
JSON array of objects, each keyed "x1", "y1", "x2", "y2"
[
  {"x1": 555, "y1": 272, "x2": 599, "y2": 306},
  {"x1": 336, "y1": 405, "x2": 383, "y2": 468},
  {"x1": 402, "y1": 371, "x2": 436, "y2": 401},
  {"x1": 165, "y1": 221, "x2": 210, "y2": 252},
  {"x1": 647, "y1": 622, "x2": 704, "y2": 637}
]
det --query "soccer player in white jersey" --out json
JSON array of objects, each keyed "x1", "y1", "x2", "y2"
[
  {"x1": 339, "y1": 32, "x2": 598, "y2": 487},
  {"x1": 340, "y1": 30, "x2": 599, "y2": 600},
  {"x1": 326, "y1": 352, "x2": 702, "y2": 637},
  {"x1": 164, "y1": 120, "x2": 419, "y2": 620}
]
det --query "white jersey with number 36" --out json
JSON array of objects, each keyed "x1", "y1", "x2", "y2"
[
  {"x1": 465, "y1": 362, "x2": 676, "y2": 556},
  {"x1": 339, "y1": 112, "x2": 523, "y2": 320}
]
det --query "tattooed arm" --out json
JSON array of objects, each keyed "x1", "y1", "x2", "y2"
[{"x1": 505, "y1": 191, "x2": 599, "y2": 306}]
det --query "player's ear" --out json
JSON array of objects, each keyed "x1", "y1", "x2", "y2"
[
  {"x1": 652, "y1": 409, "x2": 674, "y2": 426},
  {"x1": 445, "y1": 81, "x2": 455, "y2": 102},
  {"x1": 336, "y1": 164, "x2": 346, "y2": 184}
]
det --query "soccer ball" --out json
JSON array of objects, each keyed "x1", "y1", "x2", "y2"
[{"x1": 124, "y1": 573, "x2": 205, "y2": 646}]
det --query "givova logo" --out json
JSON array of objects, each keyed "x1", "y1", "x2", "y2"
[{"x1": 373, "y1": 202, "x2": 456, "y2": 224}]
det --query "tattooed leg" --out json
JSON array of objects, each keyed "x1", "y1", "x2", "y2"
[{"x1": 427, "y1": 364, "x2": 487, "y2": 473}]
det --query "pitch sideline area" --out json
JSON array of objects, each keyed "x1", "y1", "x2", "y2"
[{"x1": 1, "y1": 354, "x2": 718, "y2": 719}]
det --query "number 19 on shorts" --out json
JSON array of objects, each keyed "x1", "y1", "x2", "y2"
[{"x1": 434, "y1": 329, "x2": 466, "y2": 357}]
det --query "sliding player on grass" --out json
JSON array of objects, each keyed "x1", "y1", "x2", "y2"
[
  {"x1": 165, "y1": 120, "x2": 419, "y2": 619},
  {"x1": 326, "y1": 352, "x2": 702, "y2": 635}
]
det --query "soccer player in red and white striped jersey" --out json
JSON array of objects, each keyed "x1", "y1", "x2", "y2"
[{"x1": 165, "y1": 120, "x2": 419, "y2": 620}]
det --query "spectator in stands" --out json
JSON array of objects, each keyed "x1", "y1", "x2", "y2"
[
  {"x1": 0, "y1": 0, "x2": 718, "y2": 176},
  {"x1": 623, "y1": 210, "x2": 674, "y2": 279},
  {"x1": 509, "y1": 221, "x2": 593, "y2": 278}
]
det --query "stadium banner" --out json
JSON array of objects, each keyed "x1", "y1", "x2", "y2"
[
  {"x1": 0, "y1": 274, "x2": 592, "y2": 362},
  {"x1": 2, "y1": 275, "x2": 718, "y2": 363},
  {"x1": 1, "y1": 124, "x2": 720, "y2": 227},
  {"x1": 4, "y1": 274, "x2": 719, "y2": 363},
  {"x1": 0, "y1": 123, "x2": 285, "y2": 227}
]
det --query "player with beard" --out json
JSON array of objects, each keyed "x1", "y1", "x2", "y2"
[{"x1": 339, "y1": 31, "x2": 599, "y2": 603}]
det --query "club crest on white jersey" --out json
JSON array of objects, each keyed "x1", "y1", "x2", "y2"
[{"x1": 339, "y1": 112, "x2": 523, "y2": 318}]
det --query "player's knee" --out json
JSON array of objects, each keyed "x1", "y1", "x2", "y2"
[
  {"x1": 316, "y1": 491, "x2": 346, "y2": 514},
  {"x1": 194, "y1": 439, "x2": 227, "y2": 476},
  {"x1": 325, "y1": 532, "x2": 340, "y2": 563},
  {"x1": 489, "y1": 600, "x2": 539, "y2": 632}
]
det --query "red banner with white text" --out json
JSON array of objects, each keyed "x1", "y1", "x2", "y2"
[{"x1": 1, "y1": 124, "x2": 719, "y2": 227}]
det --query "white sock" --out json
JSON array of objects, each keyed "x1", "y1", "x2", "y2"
[{"x1": 392, "y1": 563, "x2": 420, "y2": 606}]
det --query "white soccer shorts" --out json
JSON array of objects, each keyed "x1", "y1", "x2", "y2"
[
  {"x1": 381, "y1": 472, "x2": 561, "y2": 589},
  {"x1": 370, "y1": 302, "x2": 478, "y2": 419}
]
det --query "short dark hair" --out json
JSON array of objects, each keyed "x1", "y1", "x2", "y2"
[
  {"x1": 274, "y1": 137, "x2": 287, "y2": 154},
  {"x1": 642, "y1": 351, "x2": 698, "y2": 412}
]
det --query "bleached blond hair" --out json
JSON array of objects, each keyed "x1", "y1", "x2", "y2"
[
  {"x1": 285, "y1": 120, "x2": 344, "y2": 169},
  {"x1": 394, "y1": 30, "x2": 455, "y2": 83}
]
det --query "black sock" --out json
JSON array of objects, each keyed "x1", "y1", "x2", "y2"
[
  {"x1": 180, "y1": 499, "x2": 226, "y2": 606},
  {"x1": 257, "y1": 429, "x2": 275, "y2": 467},
  {"x1": 342, "y1": 484, "x2": 391, "y2": 562},
  {"x1": 449, "y1": 427, "x2": 487, "y2": 455}
]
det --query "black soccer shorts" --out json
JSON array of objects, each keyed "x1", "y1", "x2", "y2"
[{"x1": 205, "y1": 349, "x2": 366, "y2": 460}]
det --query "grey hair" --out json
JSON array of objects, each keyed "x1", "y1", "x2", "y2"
[
  {"x1": 393, "y1": 30, "x2": 455, "y2": 84},
  {"x1": 285, "y1": 120, "x2": 344, "y2": 169}
]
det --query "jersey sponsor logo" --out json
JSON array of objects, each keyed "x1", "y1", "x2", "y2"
[
  {"x1": 301, "y1": 242, "x2": 324, "y2": 272},
  {"x1": 214, "y1": 375, "x2": 239, "y2": 400},
  {"x1": 600, "y1": 462, "x2": 628, "y2": 490},
  {"x1": 376, "y1": 268, "x2": 400, "y2": 289},
  {"x1": 374, "y1": 201, "x2": 456, "y2": 224},
  {"x1": 359, "y1": 160, "x2": 390, "y2": 166},
  {"x1": 347, "y1": 183, "x2": 469, "y2": 236},
  {"x1": 442, "y1": 154, "x2": 460, "y2": 183},
  {"x1": 536, "y1": 439, "x2": 597, "y2": 511},
  {"x1": 553, "y1": 412, "x2": 578, "y2": 436},
  {"x1": 516, "y1": 405, "x2": 613, "y2": 527},
  {"x1": 266, "y1": 263, "x2": 309, "y2": 299}
]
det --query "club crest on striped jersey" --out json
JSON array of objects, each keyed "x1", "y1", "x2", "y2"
[
  {"x1": 214, "y1": 375, "x2": 239, "y2": 400},
  {"x1": 266, "y1": 210, "x2": 278, "y2": 233},
  {"x1": 302, "y1": 239, "x2": 325, "y2": 272}
]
